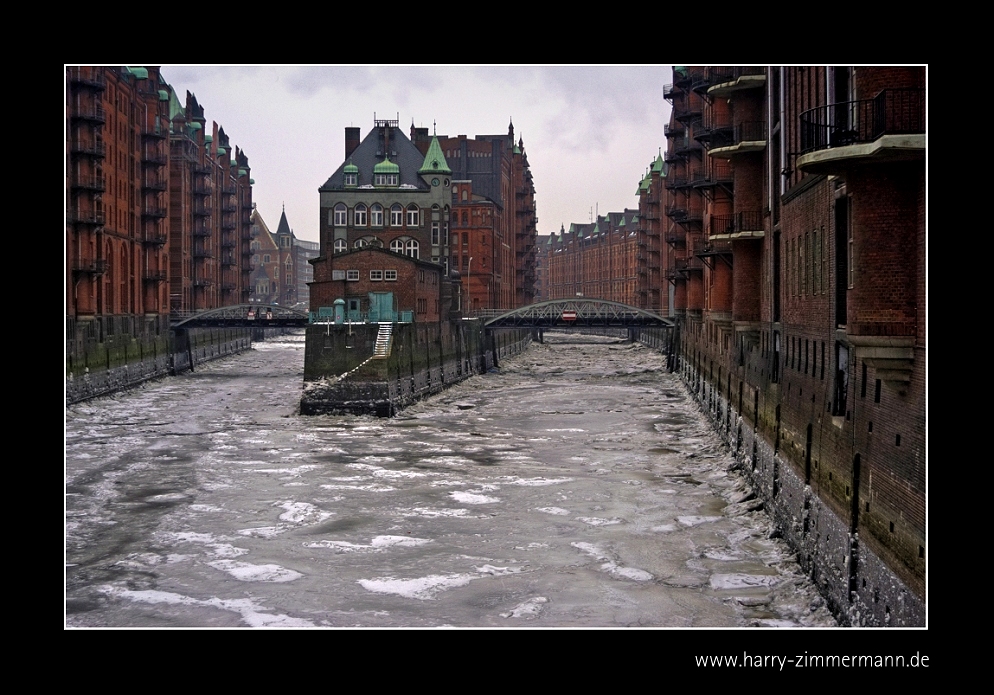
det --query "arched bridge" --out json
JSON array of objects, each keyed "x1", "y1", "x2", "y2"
[
  {"x1": 173, "y1": 304, "x2": 310, "y2": 328},
  {"x1": 484, "y1": 299, "x2": 673, "y2": 328}
]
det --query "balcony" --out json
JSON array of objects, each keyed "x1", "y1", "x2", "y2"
[
  {"x1": 142, "y1": 204, "x2": 167, "y2": 219},
  {"x1": 143, "y1": 272, "x2": 167, "y2": 283},
  {"x1": 141, "y1": 149, "x2": 168, "y2": 166},
  {"x1": 707, "y1": 67, "x2": 766, "y2": 98},
  {"x1": 663, "y1": 83, "x2": 680, "y2": 102},
  {"x1": 698, "y1": 237, "x2": 732, "y2": 257},
  {"x1": 691, "y1": 160, "x2": 733, "y2": 188},
  {"x1": 70, "y1": 174, "x2": 106, "y2": 193},
  {"x1": 67, "y1": 67, "x2": 106, "y2": 89},
  {"x1": 71, "y1": 139, "x2": 106, "y2": 157},
  {"x1": 142, "y1": 232, "x2": 167, "y2": 246},
  {"x1": 708, "y1": 210, "x2": 765, "y2": 239},
  {"x1": 797, "y1": 89, "x2": 924, "y2": 174},
  {"x1": 73, "y1": 258, "x2": 107, "y2": 275},
  {"x1": 69, "y1": 209, "x2": 105, "y2": 226},
  {"x1": 710, "y1": 121, "x2": 767, "y2": 158},
  {"x1": 142, "y1": 175, "x2": 167, "y2": 191},
  {"x1": 664, "y1": 123, "x2": 684, "y2": 139},
  {"x1": 71, "y1": 104, "x2": 105, "y2": 123}
]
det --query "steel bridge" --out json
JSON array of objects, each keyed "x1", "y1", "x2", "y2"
[
  {"x1": 172, "y1": 304, "x2": 310, "y2": 328},
  {"x1": 483, "y1": 299, "x2": 673, "y2": 328}
]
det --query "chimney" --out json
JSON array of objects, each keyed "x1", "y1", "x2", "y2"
[{"x1": 345, "y1": 127, "x2": 360, "y2": 160}]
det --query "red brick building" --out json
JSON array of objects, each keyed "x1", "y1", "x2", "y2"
[
  {"x1": 412, "y1": 123, "x2": 539, "y2": 312},
  {"x1": 167, "y1": 91, "x2": 253, "y2": 314},
  {"x1": 660, "y1": 66, "x2": 925, "y2": 624},
  {"x1": 67, "y1": 66, "x2": 254, "y2": 381}
]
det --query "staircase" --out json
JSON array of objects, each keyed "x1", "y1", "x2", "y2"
[{"x1": 373, "y1": 322, "x2": 393, "y2": 359}]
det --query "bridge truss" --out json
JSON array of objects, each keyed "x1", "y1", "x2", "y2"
[
  {"x1": 484, "y1": 299, "x2": 673, "y2": 328},
  {"x1": 173, "y1": 304, "x2": 310, "y2": 328}
]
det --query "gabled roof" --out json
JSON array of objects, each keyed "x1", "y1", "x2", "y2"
[{"x1": 320, "y1": 125, "x2": 429, "y2": 191}]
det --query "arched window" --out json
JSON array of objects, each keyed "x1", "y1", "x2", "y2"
[
  {"x1": 355, "y1": 204, "x2": 367, "y2": 227},
  {"x1": 390, "y1": 238, "x2": 405, "y2": 254},
  {"x1": 370, "y1": 204, "x2": 383, "y2": 227},
  {"x1": 407, "y1": 205, "x2": 419, "y2": 227},
  {"x1": 390, "y1": 204, "x2": 403, "y2": 226},
  {"x1": 333, "y1": 239, "x2": 347, "y2": 253},
  {"x1": 334, "y1": 203, "x2": 347, "y2": 226},
  {"x1": 354, "y1": 238, "x2": 368, "y2": 249},
  {"x1": 406, "y1": 239, "x2": 419, "y2": 259}
]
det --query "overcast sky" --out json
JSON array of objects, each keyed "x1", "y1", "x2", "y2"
[{"x1": 160, "y1": 66, "x2": 673, "y2": 243}]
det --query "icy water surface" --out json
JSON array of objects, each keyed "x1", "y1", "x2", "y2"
[{"x1": 65, "y1": 333, "x2": 836, "y2": 627}]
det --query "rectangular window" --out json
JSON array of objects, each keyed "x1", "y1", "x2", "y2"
[
  {"x1": 432, "y1": 222, "x2": 440, "y2": 246},
  {"x1": 370, "y1": 270, "x2": 383, "y2": 281},
  {"x1": 346, "y1": 270, "x2": 359, "y2": 281},
  {"x1": 407, "y1": 208, "x2": 419, "y2": 227},
  {"x1": 385, "y1": 270, "x2": 397, "y2": 281}
]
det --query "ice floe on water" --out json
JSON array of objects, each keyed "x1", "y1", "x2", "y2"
[
  {"x1": 498, "y1": 476, "x2": 573, "y2": 486},
  {"x1": 501, "y1": 596, "x2": 548, "y2": 619},
  {"x1": 236, "y1": 526, "x2": 282, "y2": 538},
  {"x1": 358, "y1": 573, "x2": 475, "y2": 600},
  {"x1": 577, "y1": 516, "x2": 623, "y2": 526},
  {"x1": 304, "y1": 535, "x2": 432, "y2": 553},
  {"x1": 208, "y1": 559, "x2": 302, "y2": 582},
  {"x1": 450, "y1": 491, "x2": 499, "y2": 504},
  {"x1": 677, "y1": 515, "x2": 722, "y2": 527},
  {"x1": 474, "y1": 564, "x2": 522, "y2": 576},
  {"x1": 276, "y1": 501, "x2": 332, "y2": 524},
  {"x1": 535, "y1": 506, "x2": 570, "y2": 516},
  {"x1": 99, "y1": 586, "x2": 314, "y2": 627},
  {"x1": 571, "y1": 542, "x2": 653, "y2": 582},
  {"x1": 396, "y1": 506, "x2": 474, "y2": 518},
  {"x1": 710, "y1": 573, "x2": 780, "y2": 591}
]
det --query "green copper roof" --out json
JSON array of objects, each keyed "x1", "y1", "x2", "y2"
[
  {"x1": 618, "y1": 216, "x2": 626, "y2": 227},
  {"x1": 344, "y1": 159, "x2": 358, "y2": 174},
  {"x1": 158, "y1": 89, "x2": 169, "y2": 101},
  {"x1": 418, "y1": 135, "x2": 452, "y2": 175},
  {"x1": 373, "y1": 155, "x2": 400, "y2": 174},
  {"x1": 126, "y1": 66, "x2": 148, "y2": 79},
  {"x1": 651, "y1": 150, "x2": 665, "y2": 173}
]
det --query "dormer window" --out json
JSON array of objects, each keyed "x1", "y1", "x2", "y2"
[
  {"x1": 344, "y1": 173, "x2": 357, "y2": 186},
  {"x1": 374, "y1": 173, "x2": 398, "y2": 186}
]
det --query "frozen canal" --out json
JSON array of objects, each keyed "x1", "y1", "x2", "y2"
[{"x1": 65, "y1": 333, "x2": 837, "y2": 627}]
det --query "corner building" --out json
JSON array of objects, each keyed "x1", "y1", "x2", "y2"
[{"x1": 661, "y1": 66, "x2": 925, "y2": 625}]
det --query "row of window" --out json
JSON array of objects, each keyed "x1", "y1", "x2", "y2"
[
  {"x1": 345, "y1": 269, "x2": 398, "y2": 282},
  {"x1": 333, "y1": 237, "x2": 420, "y2": 258},
  {"x1": 343, "y1": 173, "x2": 399, "y2": 187},
  {"x1": 331, "y1": 203, "x2": 419, "y2": 227}
]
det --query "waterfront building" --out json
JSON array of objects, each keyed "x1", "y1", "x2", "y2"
[{"x1": 660, "y1": 66, "x2": 925, "y2": 624}]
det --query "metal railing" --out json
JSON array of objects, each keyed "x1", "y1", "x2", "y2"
[
  {"x1": 709, "y1": 210, "x2": 764, "y2": 236},
  {"x1": 800, "y1": 88, "x2": 924, "y2": 154}
]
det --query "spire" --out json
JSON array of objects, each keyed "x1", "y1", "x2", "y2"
[
  {"x1": 276, "y1": 207, "x2": 292, "y2": 236},
  {"x1": 418, "y1": 134, "x2": 452, "y2": 175}
]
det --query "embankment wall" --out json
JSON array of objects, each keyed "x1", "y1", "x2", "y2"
[
  {"x1": 301, "y1": 320, "x2": 531, "y2": 416},
  {"x1": 636, "y1": 325, "x2": 924, "y2": 627}
]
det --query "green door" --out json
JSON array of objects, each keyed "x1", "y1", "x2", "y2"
[{"x1": 368, "y1": 292, "x2": 394, "y2": 322}]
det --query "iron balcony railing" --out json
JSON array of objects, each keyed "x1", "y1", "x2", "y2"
[
  {"x1": 707, "y1": 66, "x2": 766, "y2": 85},
  {"x1": 800, "y1": 88, "x2": 924, "y2": 154},
  {"x1": 709, "y1": 210, "x2": 765, "y2": 236}
]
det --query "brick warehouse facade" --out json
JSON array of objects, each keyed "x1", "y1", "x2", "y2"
[
  {"x1": 67, "y1": 66, "x2": 253, "y2": 386},
  {"x1": 411, "y1": 123, "x2": 538, "y2": 312},
  {"x1": 659, "y1": 66, "x2": 925, "y2": 625}
]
